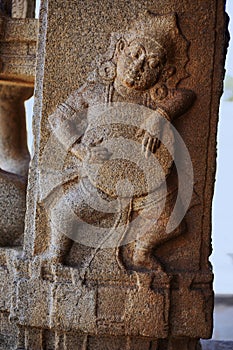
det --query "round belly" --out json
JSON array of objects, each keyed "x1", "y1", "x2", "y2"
[{"x1": 82, "y1": 124, "x2": 174, "y2": 198}]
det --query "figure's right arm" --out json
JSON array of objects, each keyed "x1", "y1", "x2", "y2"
[{"x1": 48, "y1": 85, "x2": 89, "y2": 161}]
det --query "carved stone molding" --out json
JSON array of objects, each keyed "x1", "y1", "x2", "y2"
[{"x1": 0, "y1": 17, "x2": 38, "y2": 86}]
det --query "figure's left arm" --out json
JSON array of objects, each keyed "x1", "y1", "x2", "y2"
[
  {"x1": 156, "y1": 88, "x2": 196, "y2": 121},
  {"x1": 141, "y1": 89, "x2": 196, "y2": 158}
]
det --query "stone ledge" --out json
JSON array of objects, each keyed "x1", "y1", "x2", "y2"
[
  {"x1": 0, "y1": 18, "x2": 38, "y2": 86},
  {"x1": 201, "y1": 341, "x2": 233, "y2": 349}
]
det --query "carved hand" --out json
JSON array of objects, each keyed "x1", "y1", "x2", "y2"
[
  {"x1": 87, "y1": 146, "x2": 112, "y2": 164},
  {"x1": 142, "y1": 132, "x2": 161, "y2": 158},
  {"x1": 140, "y1": 112, "x2": 162, "y2": 158}
]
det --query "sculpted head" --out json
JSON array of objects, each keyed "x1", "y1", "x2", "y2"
[
  {"x1": 114, "y1": 37, "x2": 167, "y2": 91},
  {"x1": 97, "y1": 13, "x2": 188, "y2": 91}
]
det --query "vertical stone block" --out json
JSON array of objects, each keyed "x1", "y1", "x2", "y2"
[{"x1": 2, "y1": 0, "x2": 227, "y2": 349}]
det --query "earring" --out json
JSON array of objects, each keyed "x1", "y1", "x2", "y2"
[
  {"x1": 99, "y1": 61, "x2": 116, "y2": 83},
  {"x1": 151, "y1": 83, "x2": 168, "y2": 101}
]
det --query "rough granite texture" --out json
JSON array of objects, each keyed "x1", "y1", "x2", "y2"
[
  {"x1": 0, "y1": 1, "x2": 37, "y2": 349},
  {"x1": 29, "y1": 0, "x2": 227, "y2": 272},
  {"x1": 0, "y1": 1, "x2": 37, "y2": 246},
  {"x1": 0, "y1": 0, "x2": 38, "y2": 254},
  {"x1": 0, "y1": 0, "x2": 228, "y2": 349},
  {"x1": 0, "y1": 17, "x2": 38, "y2": 86}
]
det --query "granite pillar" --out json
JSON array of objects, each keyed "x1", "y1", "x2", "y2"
[{"x1": 0, "y1": 0, "x2": 228, "y2": 349}]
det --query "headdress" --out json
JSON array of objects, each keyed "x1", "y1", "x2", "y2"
[{"x1": 95, "y1": 11, "x2": 189, "y2": 88}]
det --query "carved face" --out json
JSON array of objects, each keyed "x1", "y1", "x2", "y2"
[{"x1": 115, "y1": 39, "x2": 166, "y2": 91}]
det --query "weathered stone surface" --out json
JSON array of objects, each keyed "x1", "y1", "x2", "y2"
[
  {"x1": 0, "y1": 60, "x2": 33, "y2": 248},
  {"x1": 0, "y1": 0, "x2": 228, "y2": 349},
  {"x1": 0, "y1": 171, "x2": 26, "y2": 246},
  {"x1": 1, "y1": 0, "x2": 36, "y2": 19},
  {"x1": 19, "y1": 0, "x2": 227, "y2": 348},
  {"x1": 0, "y1": 1, "x2": 37, "y2": 346},
  {"x1": 0, "y1": 17, "x2": 38, "y2": 86},
  {"x1": 0, "y1": 86, "x2": 32, "y2": 175},
  {"x1": 0, "y1": 1, "x2": 37, "y2": 247},
  {"x1": 27, "y1": 0, "x2": 228, "y2": 272},
  {"x1": 11, "y1": 0, "x2": 36, "y2": 19},
  {"x1": 0, "y1": 312, "x2": 18, "y2": 350}
]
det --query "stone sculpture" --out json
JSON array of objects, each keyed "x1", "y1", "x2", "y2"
[
  {"x1": 44, "y1": 12, "x2": 195, "y2": 274},
  {"x1": 0, "y1": 0, "x2": 37, "y2": 246},
  {"x1": 0, "y1": 1, "x2": 227, "y2": 348}
]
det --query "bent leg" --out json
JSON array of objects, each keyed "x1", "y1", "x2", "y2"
[{"x1": 132, "y1": 187, "x2": 186, "y2": 272}]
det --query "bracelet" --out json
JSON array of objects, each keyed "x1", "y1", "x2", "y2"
[{"x1": 155, "y1": 107, "x2": 170, "y2": 121}]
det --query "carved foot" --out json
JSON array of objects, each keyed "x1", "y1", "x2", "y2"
[
  {"x1": 30, "y1": 253, "x2": 65, "y2": 280},
  {"x1": 132, "y1": 248, "x2": 165, "y2": 274}
]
